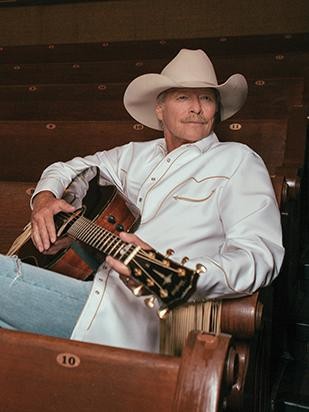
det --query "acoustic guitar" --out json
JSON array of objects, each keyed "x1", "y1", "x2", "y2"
[{"x1": 15, "y1": 168, "x2": 200, "y2": 317}]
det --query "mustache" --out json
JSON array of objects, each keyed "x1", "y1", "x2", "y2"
[{"x1": 182, "y1": 115, "x2": 208, "y2": 123}]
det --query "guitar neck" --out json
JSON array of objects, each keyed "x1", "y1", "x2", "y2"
[{"x1": 68, "y1": 215, "x2": 132, "y2": 261}]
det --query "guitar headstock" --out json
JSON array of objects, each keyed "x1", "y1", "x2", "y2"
[{"x1": 127, "y1": 248, "x2": 203, "y2": 318}]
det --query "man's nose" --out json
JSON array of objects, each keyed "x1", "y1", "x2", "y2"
[{"x1": 189, "y1": 96, "x2": 202, "y2": 114}]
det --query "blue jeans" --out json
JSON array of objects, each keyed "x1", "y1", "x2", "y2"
[{"x1": 0, "y1": 254, "x2": 92, "y2": 338}]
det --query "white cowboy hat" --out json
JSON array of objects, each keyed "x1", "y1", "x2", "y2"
[{"x1": 124, "y1": 48, "x2": 248, "y2": 130}]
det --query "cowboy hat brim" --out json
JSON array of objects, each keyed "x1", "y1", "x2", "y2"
[{"x1": 124, "y1": 73, "x2": 248, "y2": 131}]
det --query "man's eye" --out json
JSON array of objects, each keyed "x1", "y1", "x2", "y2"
[
  {"x1": 200, "y1": 95, "x2": 211, "y2": 100},
  {"x1": 177, "y1": 95, "x2": 188, "y2": 100}
]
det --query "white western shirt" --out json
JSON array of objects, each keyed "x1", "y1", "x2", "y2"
[{"x1": 33, "y1": 133, "x2": 284, "y2": 352}]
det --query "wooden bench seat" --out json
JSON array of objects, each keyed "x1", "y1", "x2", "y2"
[
  {"x1": 0, "y1": 77, "x2": 304, "y2": 121},
  {"x1": 0, "y1": 33, "x2": 307, "y2": 64},
  {"x1": 0, "y1": 52, "x2": 308, "y2": 85},
  {"x1": 0, "y1": 328, "x2": 234, "y2": 412},
  {"x1": 0, "y1": 120, "x2": 160, "y2": 181},
  {"x1": 0, "y1": 181, "x2": 34, "y2": 254},
  {"x1": 0, "y1": 82, "x2": 130, "y2": 121},
  {"x1": 216, "y1": 108, "x2": 307, "y2": 180},
  {"x1": 0, "y1": 108, "x2": 305, "y2": 181}
]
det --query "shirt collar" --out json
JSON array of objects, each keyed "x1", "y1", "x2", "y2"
[
  {"x1": 190, "y1": 132, "x2": 219, "y2": 153},
  {"x1": 156, "y1": 132, "x2": 219, "y2": 156}
]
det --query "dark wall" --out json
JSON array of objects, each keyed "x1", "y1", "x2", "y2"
[{"x1": 0, "y1": 0, "x2": 308, "y2": 46}]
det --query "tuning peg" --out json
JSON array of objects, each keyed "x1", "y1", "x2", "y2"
[
  {"x1": 146, "y1": 278, "x2": 155, "y2": 287},
  {"x1": 181, "y1": 256, "x2": 189, "y2": 265},
  {"x1": 144, "y1": 296, "x2": 156, "y2": 308},
  {"x1": 160, "y1": 289, "x2": 168, "y2": 299},
  {"x1": 132, "y1": 285, "x2": 144, "y2": 296},
  {"x1": 195, "y1": 263, "x2": 207, "y2": 274},
  {"x1": 158, "y1": 306, "x2": 169, "y2": 320},
  {"x1": 134, "y1": 268, "x2": 142, "y2": 277},
  {"x1": 166, "y1": 248, "x2": 175, "y2": 257}
]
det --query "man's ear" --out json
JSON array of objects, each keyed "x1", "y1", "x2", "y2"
[{"x1": 155, "y1": 104, "x2": 164, "y2": 121}]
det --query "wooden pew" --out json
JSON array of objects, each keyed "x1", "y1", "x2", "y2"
[
  {"x1": 0, "y1": 77, "x2": 304, "y2": 121},
  {"x1": 0, "y1": 108, "x2": 305, "y2": 182},
  {"x1": 0, "y1": 181, "x2": 34, "y2": 254},
  {"x1": 0, "y1": 120, "x2": 161, "y2": 181},
  {"x1": 0, "y1": 82, "x2": 130, "y2": 121},
  {"x1": 0, "y1": 328, "x2": 234, "y2": 412},
  {"x1": 0, "y1": 52, "x2": 308, "y2": 85},
  {"x1": 0, "y1": 33, "x2": 307, "y2": 64},
  {"x1": 217, "y1": 107, "x2": 307, "y2": 180}
]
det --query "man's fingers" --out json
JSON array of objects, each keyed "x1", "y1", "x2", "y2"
[
  {"x1": 58, "y1": 199, "x2": 76, "y2": 213},
  {"x1": 106, "y1": 255, "x2": 131, "y2": 276},
  {"x1": 31, "y1": 195, "x2": 75, "y2": 252},
  {"x1": 118, "y1": 232, "x2": 151, "y2": 250},
  {"x1": 31, "y1": 224, "x2": 45, "y2": 252}
]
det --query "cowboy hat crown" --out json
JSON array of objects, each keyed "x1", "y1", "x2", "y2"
[
  {"x1": 162, "y1": 48, "x2": 218, "y2": 85},
  {"x1": 124, "y1": 49, "x2": 248, "y2": 130}
]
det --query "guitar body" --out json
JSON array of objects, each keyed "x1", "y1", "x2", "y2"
[{"x1": 17, "y1": 169, "x2": 141, "y2": 280}]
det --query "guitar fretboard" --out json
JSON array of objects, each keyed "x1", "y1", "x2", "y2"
[{"x1": 68, "y1": 215, "x2": 135, "y2": 262}]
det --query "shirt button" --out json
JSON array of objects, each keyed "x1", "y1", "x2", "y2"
[
  {"x1": 95, "y1": 290, "x2": 100, "y2": 295},
  {"x1": 138, "y1": 197, "x2": 143, "y2": 202},
  {"x1": 151, "y1": 177, "x2": 156, "y2": 181},
  {"x1": 167, "y1": 158, "x2": 171, "y2": 163}
]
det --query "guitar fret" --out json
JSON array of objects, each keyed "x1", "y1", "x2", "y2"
[
  {"x1": 95, "y1": 230, "x2": 113, "y2": 250},
  {"x1": 98, "y1": 232, "x2": 116, "y2": 252},
  {"x1": 69, "y1": 216, "x2": 124, "y2": 256},
  {"x1": 80, "y1": 221, "x2": 99, "y2": 244},
  {"x1": 90, "y1": 226, "x2": 108, "y2": 248},
  {"x1": 72, "y1": 218, "x2": 104, "y2": 247},
  {"x1": 113, "y1": 243, "x2": 127, "y2": 259},
  {"x1": 69, "y1": 218, "x2": 90, "y2": 239},
  {"x1": 106, "y1": 238, "x2": 123, "y2": 256}
]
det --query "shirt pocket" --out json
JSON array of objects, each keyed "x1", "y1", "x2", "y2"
[{"x1": 171, "y1": 176, "x2": 229, "y2": 204}]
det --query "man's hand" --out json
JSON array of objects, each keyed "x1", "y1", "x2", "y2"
[
  {"x1": 106, "y1": 232, "x2": 151, "y2": 290},
  {"x1": 31, "y1": 191, "x2": 75, "y2": 253}
]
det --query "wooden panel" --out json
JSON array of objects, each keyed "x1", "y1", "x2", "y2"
[
  {"x1": 0, "y1": 328, "x2": 179, "y2": 412},
  {"x1": 0, "y1": 328, "x2": 238, "y2": 412},
  {"x1": 0, "y1": 33, "x2": 308, "y2": 64},
  {"x1": 0, "y1": 120, "x2": 161, "y2": 181},
  {"x1": 240, "y1": 77, "x2": 304, "y2": 119},
  {"x1": 0, "y1": 82, "x2": 130, "y2": 120},
  {"x1": 0, "y1": 77, "x2": 303, "y2": 120},
  {"x1": 0, "y1": 52, "x2": 308, "y2": 85},
  {"x1": 0, "y1": 181, "x2": 34, "y2": 254},
  {"x1": 0, "y1": 112, "x2": 305, "y2": 181},
  {"x1": 217, "y1": 108, "x2": 306, "y2": 177}
]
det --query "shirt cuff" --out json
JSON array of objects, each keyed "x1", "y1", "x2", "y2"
[{"x1": 30, "y1": 177, "x2": 65, "y2": 209}]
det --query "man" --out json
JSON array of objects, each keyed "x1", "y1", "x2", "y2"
[{"x1": 0, "y1": 49, "x2": 284, "y2": 353}]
